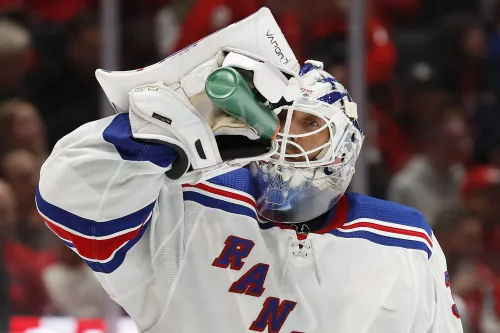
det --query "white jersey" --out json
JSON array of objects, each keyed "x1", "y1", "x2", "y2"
[{"x1": 37, "y1": 114, "x2": 463, "y2": 333}]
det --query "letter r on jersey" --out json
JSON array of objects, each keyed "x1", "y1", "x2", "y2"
[
  {"x1": 212, "y1": 235, "x2": 255, "y2": 270},
  {"x1": 250, "y1": 297, "x2": 297, "y2": 333}
]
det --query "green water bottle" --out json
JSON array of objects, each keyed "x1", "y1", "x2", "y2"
[{"x1": 205, "y1": 67, "x2": 280, "y2": 140}]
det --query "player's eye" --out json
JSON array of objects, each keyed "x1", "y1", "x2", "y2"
[{"x1": 303, "y1": 119, "x2": 320, "y2": 128}]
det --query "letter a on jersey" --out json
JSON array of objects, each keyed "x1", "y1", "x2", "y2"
[
  {"x1": 229, "y1": 263, "x2": 269, "y2": 297},
  {"x1": 212, "y1": 235, "x2": 255, "y2": 270}
]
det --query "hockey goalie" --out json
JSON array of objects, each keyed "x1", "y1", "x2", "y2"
[{"x1": 36, "y1": 8, "x2": 464, "y2": 333}]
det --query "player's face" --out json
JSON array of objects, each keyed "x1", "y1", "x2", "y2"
[{"x1": 278, "y1": 110, "x2": 330, "y2": 162}]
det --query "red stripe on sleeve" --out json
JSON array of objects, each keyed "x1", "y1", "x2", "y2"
[
  {"x1": 43, "y1": 216, "x2": 150, "y2": 261},
  {"x1": 341, "y1": 221, "x2": 433, "y2": 248}
]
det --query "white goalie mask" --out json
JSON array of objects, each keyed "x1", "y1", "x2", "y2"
[{"x1": 250, "y1": 61, "x2": 364, "y2": 223}]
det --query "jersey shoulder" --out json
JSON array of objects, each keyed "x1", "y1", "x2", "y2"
[
  {"x1": 182, "y1": 168, "x2": 258, "y2": 220},
  {"x1": 332, "y1": 192, "x2": 433, "y2": 258},
  {"x1": 345, "y1": 192, "x2": 432, "y2": 235}
]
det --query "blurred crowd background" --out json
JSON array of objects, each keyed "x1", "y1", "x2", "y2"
[{"x1": 0, "y1": 0, "x2": 499, "y2": 332}]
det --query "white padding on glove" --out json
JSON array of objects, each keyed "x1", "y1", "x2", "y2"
[
  {"x1": 129, "y1": 82, "x2": 222, "y2": 179},
  {"x1": 222, "y1": 52, "x2": 301, "y2": 103},
  {"x1": 181, "y1": 57, "x2": 219, "y2": 97}
]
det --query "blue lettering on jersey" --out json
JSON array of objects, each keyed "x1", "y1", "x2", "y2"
[
  {"x1": 445, "y1": 270, "x2": 461, "y2": 319},
  {"x1": 213, "y1": 236, "x2": 302, "y2": 333},
  {"x1": 249, "y1": 297, "x2": 297, "y2": 333},
  {"x1": 212, "y1": 235, "x2": 255, "y2": 270},
  {"x1": 452, "y1": 304, "x2": 461, "y2": 319},
  {"x1": 229, "y1": 263, "x2": 269, "y2": 297}
]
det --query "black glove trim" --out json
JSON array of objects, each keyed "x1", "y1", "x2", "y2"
[
  {"x1": 215, "y1": 135, "x2": 271, "y2": 161},
  {"x1": 132, "y1": 137, "x2": 190, "y2": 180}
]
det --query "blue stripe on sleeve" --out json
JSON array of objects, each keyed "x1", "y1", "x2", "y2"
[
  {"x1": 183, "y1": 191, "x2": 257, "y2": 220},
  {"x1": 36, "y1": 188, "x2": 156, "y2": 237},
  {"x1": 103, "y1": 113, "x2": 177, "y2": 168},
  {"x1": 330, "y1": 229, "x2": 432, "y2": 258}
]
